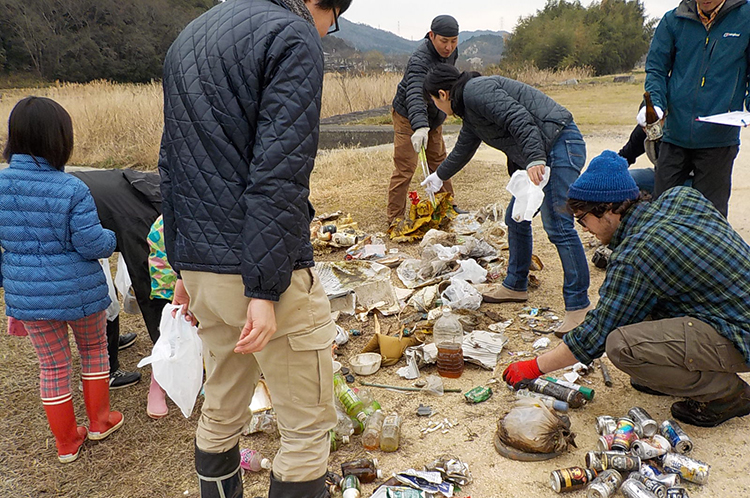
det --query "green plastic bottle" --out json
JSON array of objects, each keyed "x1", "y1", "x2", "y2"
[{"x1": 333, "y1": 373, "x2": 367, "y2": 431}]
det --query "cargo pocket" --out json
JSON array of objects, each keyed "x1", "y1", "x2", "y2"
[
  {"x1": 286, "y1": 322, "x2": 336, "y2": 406},
  {"x1": 683, "y1": 319, "x2": 746, "y2": 372}
]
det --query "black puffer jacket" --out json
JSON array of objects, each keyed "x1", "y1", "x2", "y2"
[
  {"x1": 436, "y1": 76, "x2": 573, "y2": 180},
  {"x1": 392, "y1": 37, "x2": 458, "y2": 131},
  {"x1": 159, "y1": 0, "x2": 323, "y2": 301}
]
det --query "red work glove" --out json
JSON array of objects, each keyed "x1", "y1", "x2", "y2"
[{"x1": 502, "y1": 358, "x2": 542, "y2": 387}]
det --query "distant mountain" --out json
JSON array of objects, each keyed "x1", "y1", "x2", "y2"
[
  {"x1": 331, "y1": 18, "x2": 420, "y2": 55},
  {"x1": 459, "y1": 30, "x2": 509, "y2": 44},
  {"x1": 458, "y1": 34, "x2": 506, "y2": 68}
]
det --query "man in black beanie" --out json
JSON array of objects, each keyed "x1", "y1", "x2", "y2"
[
  {"x1": 387, "y1": 14, "x2": 460, "y2": 224},
  {"x1": 502, "y1": 150, "x2": 750, "y2": 428}
]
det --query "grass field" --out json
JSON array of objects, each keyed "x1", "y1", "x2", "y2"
[{"x1": 0, "y1": 70, "x2": 645, "y2": 168}]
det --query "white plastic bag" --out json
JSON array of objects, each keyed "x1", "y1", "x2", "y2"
[
  {"x1": 440, "y1": 277, "x2": 482, "y2": 310},
  {"x1": 99, "y1": 258, "x2": 120, "y2": 322},
  {"x1": 138, "y1": 304, "x2": 203, "y2": 417},
  {"x1": 506, "y1": 167, "x2": 550, "y2": 222},
  {"x1": 451, "y1": 259, "x2": 487, "y2": 284},
  {"x1": 114, "y1": 253, "x2": 131, "y2": 297}
]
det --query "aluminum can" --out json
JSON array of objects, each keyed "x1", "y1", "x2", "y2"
[
  {"x1": 661, "y1": 453, "x2": 709, "y2": 485},
  {"x1": 628, "y1": 472, "x2": 667, "y2": 498},
  {"x1": 611, "y1": 417, "x2": 638, "y2": 451},
  {"x1": 586, "y1": 451, "x2": 625, "y2": 471},
  {"x1": 659, "y1": 420, "x2": 693, "y2": 453},
  {"x1": 586, "y1": 469, "x2": 622, "y2": 498},
  {"x1": 621, "y1": 478, "x2": 658, "y2": 498},
  {"x1": 628, "y1": 407, "x2": 658, "y2": 438},
  {"x1": 631, "y1": 435, "x2": 671, "y2": 460},
  {"x1": 602, "y1": 452, "x2": 641, "y2": 472},
  {"x1": 665, "y1": 487, "x2": 690, "y2": 498},
  {"x1": 550, "y1": 466, "x2": 598, "y2": 493},
  {"x1": 596, "y1": 415, "x2": 618, "y2": 435},
  {"x1": 653, "y1": 474, "x2": 680, "y2": 487},
  {"x1": 597, "y1": 434, "x2": 614, "y2": 451}
]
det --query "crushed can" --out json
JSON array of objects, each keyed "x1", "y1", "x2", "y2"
[
  {"x1": 621, "y1": 477, "x2": 659, "y2": 498},
  {"x1": 597, "y1": 434, "x2": 615, "y2": 451},
  {"x1": 628, "y1": 471, "x2": 667, "y2": 498},
  {"x1": 661, "y1": 453, "x2": 709, "y2": 485},
  {"x1": 666, "y1": 487, "x2": 690, "y2": 498},
  {"x1": 611, "y1": 417, "x2": 638, "y2": 451},
  {"x1": 586, "y1": 468, "x2": 622, "y2": 498},
  {"x1": 631, "y1": 435, "x2": 671, "y2": 460},
  {"x1": 596, "y1": 415, "x2": 618, "y2": 436},
  {"x1": 628, "y1": 407, "x2": 658, "y2": 438},
  {"x1": 463, "y1": 386, "x2": 492, "y2": 403},
  {"x1": 550, "y1": 466, "x2": 598, "y2": 493},
  {"x1": 659, "y1": 420, "x2": 693, "y2": 453}
]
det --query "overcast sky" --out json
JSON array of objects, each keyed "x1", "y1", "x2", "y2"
[{"x1": 342, "y1": 0, "x2": 680, "y2": 40}]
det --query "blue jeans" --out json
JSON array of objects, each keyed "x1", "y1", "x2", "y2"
[
  {"x1": 503, "y1": 122, "x2": 590, "y2": 311},
  {"x1": 629, "y1": 167, "x2": 693, "y2": 196}
]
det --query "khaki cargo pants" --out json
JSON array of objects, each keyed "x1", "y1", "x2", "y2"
[
  {"x1": 387, "y1": 108, "x2": 454, "y2": 222},
  {"x1": 182, "y1": 268, "x2": 336, "y2": 482},
  {"x1": 606, "y1": 317, "x2": 750, "y2": 402}
]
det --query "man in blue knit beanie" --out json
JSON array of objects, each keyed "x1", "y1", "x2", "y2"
[{"x1": 502, "y1": 149, "x2": 750, "y2": 428}]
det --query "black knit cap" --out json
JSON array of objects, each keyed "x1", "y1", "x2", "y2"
[{"x1": 431, "y1": 15, "x2": 459, "y2": 37}]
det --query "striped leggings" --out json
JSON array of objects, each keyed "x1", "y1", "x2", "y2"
[{"x1": 23, "y1": 311, "x2": 109, "y2": 401}]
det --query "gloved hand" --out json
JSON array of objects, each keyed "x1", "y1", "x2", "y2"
[
  {"x1": 502, "y1": 358, "x2": 542, "y2": 387},
  {"x1": 636, "y1": 105, "x2": 664, "y2": 127},
  {"x1": 411, "y1": 127, "x2": 430, "y2": 153},
  {"x1": 421, "y1": 172, "x2": 444, "y2": 194}
]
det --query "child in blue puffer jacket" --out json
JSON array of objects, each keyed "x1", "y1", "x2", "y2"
[{"x1": 0, "y1": 97, "x2": 124, "y2": 463}]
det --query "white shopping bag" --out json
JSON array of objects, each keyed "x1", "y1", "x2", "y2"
[
  {"x1": 98, "y1": 258, "x2": 120, "y2": 321},
  {"x1": 506, "y1": 167, "x2": 551, "y2": 222},
  {"x1": 138, "y1": 304, "x2": 203, "y2": 417}
]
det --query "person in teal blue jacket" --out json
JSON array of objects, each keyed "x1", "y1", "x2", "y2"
[{"x1": 644, "y1": 0, "x2": 750, "y2": 217}]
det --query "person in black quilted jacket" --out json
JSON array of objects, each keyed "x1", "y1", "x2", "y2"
[
  {"x1": 387, "y1": 15, "x2": 460, "y2": 223},
  {"x1": 158, "y1": 0, "x2": 351, "y2": 497}
]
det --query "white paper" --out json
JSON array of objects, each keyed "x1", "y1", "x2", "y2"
[{"x1": 696, "y1": 110, "x2": 750, "y2": 127}]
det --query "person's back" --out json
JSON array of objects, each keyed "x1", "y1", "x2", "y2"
[{"x1": 161, "y1": 0, "x2": 322, "y2": 292}]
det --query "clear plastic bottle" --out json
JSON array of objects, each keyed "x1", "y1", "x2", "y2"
[
  {"x1": 357, "y1": 388, "x2": 382, "y2": 416},
  {"x1": 340, "y1": 458, "x2": 382, "y2": 484},
  {"x1": 380, "y1": 412, "x2": 402, "y2": 452},
  {"x1": 333, "y1": 372, "x2": 367, "y2": 434},
  {"x1": 240, "y1": 449, "x2": 271, "y2": 472},
  {"x1": 334, "y1": 406, "x2": 355, "y2": 443},
  {"x1": 432, "y1": 308, "x2": 464, "y2": 378},
  {"x1": 361, "y1": 409, "x2": 385, "y2": 450}
]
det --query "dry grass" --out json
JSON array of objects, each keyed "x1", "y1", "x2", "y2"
[
  {"x1": 487, "y1": 63, "x2": 596, "y2": 88},
  {"x1": 321, "y1": 73, "x2": 401, "y2": 118}
]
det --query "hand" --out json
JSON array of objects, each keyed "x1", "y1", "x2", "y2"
[
  {"x1": 421, "y1": 171, "x2": 444, "y2": 194},
  {"x1": 502, "y1": 358, "x2": 542, "y2": 387},
  {"x1": 171, "y1": 279, "x2": 197, "y2": 326},
  {"x1": 636, "y1": 105, "x2": 664, "y2": 127},
  {"x1": 410, "y1": 127, "x2": 430, "y2": 153},
  {"x1": 234, "y1": 299, "x2": 277, "y2": 354},
  {"x1": 527, "y1": 164, "x2": 546, "y2": 186}
]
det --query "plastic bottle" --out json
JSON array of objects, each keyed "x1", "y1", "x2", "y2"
[
  {"x1": 341, "y1": 474, "x2": 361, "y2": 498},
  {"x1": 334, "y1": 406, "x2": 355, "y2": 443},
  {"x1": 516, "y1": 389, "x2": 570, "y2": 412},
  {"x1": 239, "y1": 449, "x2": 271, "y2": 472},
  {"x1": 361, "y1": 409, "x2": 385, "y2": 450},
  {"x1": 380, "y1": 412, "x2": 402, "y2": 452},
  {"x1": 357, "y1": 387, "x2": 382, "y2": 416},
  {"x1": 340, "y1": 458, "x2": 382, "y2": 484},
  {"x1": 333, "y1": 372, "x2": 368, "y2": 433},
  {"x1": 432, "y1": 308, "x2": 464, "y2": 378}
]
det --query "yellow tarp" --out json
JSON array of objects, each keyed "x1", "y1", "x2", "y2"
[{"x1": 387, "y1": 192, "x2": 457, "y2": 243}]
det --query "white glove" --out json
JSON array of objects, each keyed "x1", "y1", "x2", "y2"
[
  {"x1": 411, "y1": 127, "x2": 430, "y2": 153},
  {"x1": 421, "y1": 172, "x2": 444, "y2": 194},
  {"x1": 636, "y1": 105, "x2": 664, "y2": 127}
]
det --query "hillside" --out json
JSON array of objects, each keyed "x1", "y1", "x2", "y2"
[
  {"x1": 331, "y1": 18, "x2": 419, "y2": 55},
  {"x1": 458, "y1": 34, "x2": 506, "y2": 68}
]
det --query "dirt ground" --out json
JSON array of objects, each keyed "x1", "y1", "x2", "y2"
[{"x1": 1, "y1": 129, "x2": 750, "y2": 497}]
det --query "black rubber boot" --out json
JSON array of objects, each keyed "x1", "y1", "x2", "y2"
[
  {"x1": 196, "y1": 442, "x2": 243, "y2": 498},
  {"x1": 268, "y1": 472, "x2": 328, "y2": 498}
]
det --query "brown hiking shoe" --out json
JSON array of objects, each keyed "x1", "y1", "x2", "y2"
[
  {"x1": 671, "y1": 383, "x2": 750, "y2": 427},
  {"x1": 474, "y1": 284, "x2": 527, "y2": 303}
]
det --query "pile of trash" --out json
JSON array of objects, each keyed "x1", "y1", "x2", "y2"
[{"x1": 547, "y1": 407, "x2": 708, "y2": 496}]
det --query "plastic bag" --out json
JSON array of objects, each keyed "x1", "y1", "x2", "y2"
[
  {"x1": 99, "y1": 258, "x2": 120, "y2": 321},
  {"x1": 496, "y1": 398, "x2": 576, "y2": 453},
  {"x1": 440, "y1": 277, "x2": 482, "y2": 310},
  {"x1": 138, "y1": 304, "x2": 203, "y2": 417},
  {"x1": 451, "y1": 259, "x2": 487, "y2": 284},
  {"x1": 114, "y1": 253, "x2": 131, "y2": 297},
  {"x1": 421, "y1": 374, "x2": 444, "y2": 396},
  {"x1": 506, "y1": 168, "x2": 550, "y2": 222}
]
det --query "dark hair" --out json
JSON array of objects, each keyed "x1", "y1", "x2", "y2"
[
  {"x1": 3, "y1": 96, "x2": 74, "y2": 170},
  {"x1": 317, "y1": 0, "x2": 352, "y2": 15},
  {"x1": 566, "y1": 191, "x2": 651, "y2": 219},
  {"x1": 423, "y1": 63, "x2": 480, "y2": 117}
]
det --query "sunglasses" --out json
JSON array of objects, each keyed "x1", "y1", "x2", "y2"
[{"x1": 327, "y1": 9, "x2": 340, "y2": 34}]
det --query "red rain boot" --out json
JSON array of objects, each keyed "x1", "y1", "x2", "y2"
[
  {"x1": 42, "y1": 394, "x2": 87, "y2": 463},
  {"x1": 82, "y1": 371, "x2": 124, "y2": 440}
]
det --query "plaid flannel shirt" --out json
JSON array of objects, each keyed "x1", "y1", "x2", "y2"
[{"x1": 564, "y1": 187, "x2": 750, "y2": 365}]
